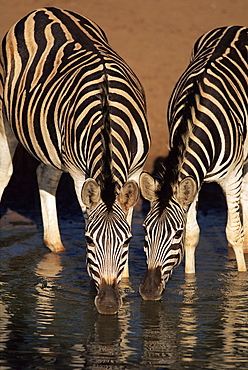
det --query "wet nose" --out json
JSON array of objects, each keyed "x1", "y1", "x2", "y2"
[
  {"x1": 95, "y1": 278, "x2": 122, "y2": 315},
  {"x1": 139, "y1": 266, "x2": 164, "y2": 300}
]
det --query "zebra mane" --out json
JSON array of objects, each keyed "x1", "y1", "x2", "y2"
[
  {"x1": 155, "y1": 80, "x2": 200, "y2": 213},
  {"x1": 98, "y1": 75, "x2": 116, "y2": 211}
]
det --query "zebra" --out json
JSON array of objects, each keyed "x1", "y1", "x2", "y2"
[
  {"x1": 139, "y1": 26, "x2": 248, "y2": 301},
  {"x1": 0, "y1": 7, "x2": 150, "y2": 314}
]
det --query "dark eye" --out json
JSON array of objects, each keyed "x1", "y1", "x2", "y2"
[
  {"x1": 174, "y1": 229, "x2": 183, "y2": 239},
  {"x1": 124, "y1": 237, "x2": 132, "y2": 246},
  {"x1": 86, "y1": 236, "x2": 94, "y2": 245}
]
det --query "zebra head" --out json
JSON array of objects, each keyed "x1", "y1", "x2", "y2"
[
  {"x1": 139, "y1": 172, "x2": 196, "y2": 301},
  {"x1": 82, "y1": 178, "x2": 139, "y2": 314}
]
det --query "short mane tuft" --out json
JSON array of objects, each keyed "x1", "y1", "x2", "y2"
[
  {"x1": 156, "y1": 80, "x2": 201, "y2": 213},
  {"x1": 98, "y1": 75, "x2": 116, "y2": 211}
]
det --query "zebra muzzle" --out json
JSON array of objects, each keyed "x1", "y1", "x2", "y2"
[
  {"x1": 95, "y1": 278, "x2": 122, "y2": 315},
  {"x1": 139, "y1": 266, "x2": 165, "y2": 301}
]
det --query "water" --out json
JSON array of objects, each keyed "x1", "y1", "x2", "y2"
[{"x1": 1, "y1": 179, "x2": 248, "y2": 370}]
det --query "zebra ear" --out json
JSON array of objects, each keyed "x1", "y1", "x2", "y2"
[
  {"x1": 140, "y1": 172, "x2": 158, "y2": 202},
  {"x1": 117, "y1": 180, "x2": 139, "y2": 211},
  {"x1": 82, "y1": 178, "x2": 101, "y2": 209},
  {"x1": 176, "y1": 177, "x2": 197, "y2": 207}
]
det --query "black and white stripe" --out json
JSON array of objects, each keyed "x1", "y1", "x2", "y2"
[
  {"x1": 0, "y1": 7, "x2": 150, "y2": 314},
  {"x1": 140, "y1": 26, "x2": 247, "y2": 301}
]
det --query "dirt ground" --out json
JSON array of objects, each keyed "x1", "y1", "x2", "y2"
[{"x1": 1, "y1": 0, "x2": 247, "y2": 171}]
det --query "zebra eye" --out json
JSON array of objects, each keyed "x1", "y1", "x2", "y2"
[
  {"x1": 174, "y1": 229, "x2": 183, "y2": 239},
  {"x1": 86, "y1": 236, "x2": 94, "y2": 245},
  {"x1": 124, "y1": 237, "x2": 132, "y2": 246}
]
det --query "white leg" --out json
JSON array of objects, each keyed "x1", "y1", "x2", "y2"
[
  {"x1": 73, "y1": 177, "x2": 88, "y2": 223},
  {"x1": 220, "y1": 174, "x2": 247, "y2": 272},
  {"x1": 184, "y1": 196, "x2": 200, "y2": 274},
  {"x1": 36, "y1": 163, "x2": 65, "y2": 252},
  {"x1": 0, "y1": 107, "x2": 18, "y2": 200},
  {"x1": 241, "y1": 164, "x2": 248, "y2": 252},
  {"x1": 122, "y1": 207, "x2": 134, "y2": 278}
]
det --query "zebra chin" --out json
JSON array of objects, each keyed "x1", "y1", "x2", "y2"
[
  {"x1": 94, "y1": 278, "x2": 122, "y2": 315},
  {"x1": 139, "y1": 266, "x2": 165, "y2": 301}
]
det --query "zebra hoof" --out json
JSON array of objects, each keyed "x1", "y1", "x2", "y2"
[
  {"x1": 44, "y1": 240, "x2": 66, "y2": 253},
  {"x1": 139, "y1": 266, "x2": 165, "y2": 301},
  {"x1": 95, "y1": 279, "x2": 122, "y2": 315}
]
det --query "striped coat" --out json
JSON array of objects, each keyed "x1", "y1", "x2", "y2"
[{"x1": 140, "y1": 26, "x2": 247, "y2": 301}]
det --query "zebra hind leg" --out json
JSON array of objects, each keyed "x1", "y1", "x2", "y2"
[
  {"x1": 36, "y1": 163, "x2": 65, "y2": 252},
  {"x1": 241, "y1": 163, "x2": 248, "y2": 253},
  {"x1": 0, "y1": 109, "x2": 18, "y2": 201},
  {"x1": 220, "y1": 174, "x2": 247, "y2": 272}
]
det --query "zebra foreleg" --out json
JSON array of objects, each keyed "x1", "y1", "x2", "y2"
[
  {"x1": 117, "y1": 180, "x2": 139, "y2": 279},
  {"x1": 73, "y1": 178, "x2": 88, "y2": 224},
  {"x1": 0, "y1": 112, "x2": 18, "y2": 200},
  {"x1": 241, "y1": 164, "x2": 248, "y2": 252},
  {"x1": 184, "y1": 196, "x2": 200, "y2": 274},
  {"x1": 121, "y1": 207, "x2": 134, "y2": 279},
  {"x1": 36, "y1": 163, "x2": 65, "y2": 252},
  {"x1": 220, "y1": 175, "x2": 247, "y2": 272}
]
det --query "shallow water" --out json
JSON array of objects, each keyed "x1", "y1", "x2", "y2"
[{"x1": 1, "y1": 196, "x2": 248, "y2": 370}]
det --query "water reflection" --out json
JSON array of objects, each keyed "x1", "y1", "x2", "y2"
[
  {"x1": 140, "y1": 300, "x2": 182, "y2": 368},
  {"x1": 35, "y1": 252, "x2": 63, "y2": 279},
  {"x1": 84, "y1": 315, "x2": 125, "y2": 369},
  {"x1": 219, "y1": 271, "x2": 248, "y2": 365},
  {"x1": 179, "y1": 275, "x2": 198, "y2": 363},
  {"x1": 69, "y1": 281, "x2": 135, "y2": 369},
  {"x1": 0, "y1": 284, "x2": 12, "y2": 369},
  {"x1": 34, "y1": 253, "x2": 63, "y2": 357}
]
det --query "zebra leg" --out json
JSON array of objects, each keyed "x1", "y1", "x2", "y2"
[
  {"x1": 0, "y1": 112, "x2": 18, "y2": 200},
  {"x1": 241, "y1": 164, "x2": 248, "y2": 252},
  {"x1": 184, "y1": 196, "x2": 200, "y2": 274},
  {"x1": 121, "y1": 174, "x2": 141, "y2": 279},
  {"x1": 220, "y1": 176, "x2": 247, "y2": 272},
  {"x1": 36, "y1": 163, "x2": 65, "y2": 252},
  {"x1": 73, "y1": 178, "x2": 88, "y2": 223},
  {"x1": 121, "y1": 207, "x2": 134, "y2": 278}
]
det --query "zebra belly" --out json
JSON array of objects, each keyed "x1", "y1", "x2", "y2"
[
  {"x1": 4, "y1": 83, "x2": 65, "y2": 171},
  {"x1": 8, "y1": 117, "x2": 65, "y2": 171}
]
